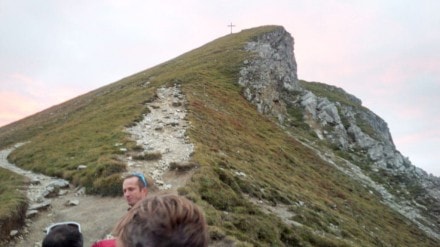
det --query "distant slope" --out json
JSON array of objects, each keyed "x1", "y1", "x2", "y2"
[{"x1": 0, "y1": 26, "x2": 438, "y2": 246}]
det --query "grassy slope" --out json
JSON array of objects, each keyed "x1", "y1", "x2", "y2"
[
  {"x1": 0, "y1": 26, "x2": 437, "y2": 246},
  {"x1": 0, "y1": 168, "x2": 27, "y2": 241}
]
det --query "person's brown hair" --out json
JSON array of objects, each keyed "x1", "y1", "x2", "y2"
[{"x1": 114, "y1": 194, "x2": 208, "y2": 247}]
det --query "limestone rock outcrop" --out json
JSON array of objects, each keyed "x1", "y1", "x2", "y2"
[
  {"x1": 238, "y1": 26, "x2": 440, "y2": 240},
  {"x1": 239, "y1": 26, "x2": 300, "y2": 123}
]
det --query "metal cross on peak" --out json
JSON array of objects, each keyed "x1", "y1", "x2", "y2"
[{"x1": 227, "y1": 22, "x2": 235, "y2": 34}]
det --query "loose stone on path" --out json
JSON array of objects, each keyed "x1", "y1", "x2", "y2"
[{"x1": 124, "y1": 84, "x2": 194, "y2": 190}]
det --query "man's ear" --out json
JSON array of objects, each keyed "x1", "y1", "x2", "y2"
[{"x1": 141, "y1": 187, "x2": 148, "y2": 195}]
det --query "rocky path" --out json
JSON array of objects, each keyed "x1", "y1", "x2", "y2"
[
  {"x1": 1, "y1": 85, "x2": 195, "y2": 246},
  {"x1": 0, "y1": 144, "x2": 128, "y2": 247},
  {"x1": 0, "y1": 144, "x2": 71, "y2": 216},
  {"x1": 124, "y1": 85, "x2": 194, "y2": 190}
]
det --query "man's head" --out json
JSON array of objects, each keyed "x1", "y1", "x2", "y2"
[
  {"x1": 42, "y1": 222, "x2": 83, "y2": 247},
  {"x1": 114, "y1": 194, "x2": 208, "y2": 247},
  {"x1": 123, "y1": 173, "x2": 148, "y2": 207}
]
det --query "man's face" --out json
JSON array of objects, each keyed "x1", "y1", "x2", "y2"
[{"x1": 123, "y1": 177, "x2": 147, "y2": 207}]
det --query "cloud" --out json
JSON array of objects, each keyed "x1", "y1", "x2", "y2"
[
  {"x1": 0, "y1": 91, "x2": 41, "y2": 126},
  {"x1": 0, "y1": 73, "x2": 84, "y2": 126}
]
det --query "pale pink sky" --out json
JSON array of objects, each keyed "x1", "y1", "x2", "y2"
[{"x1": 1, "y1": 0, "x2": 439, "y2": 176}]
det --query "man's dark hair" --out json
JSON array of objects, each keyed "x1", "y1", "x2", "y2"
[{"x1": 42, "y1": 224, "x2": 83, "y2": 247}]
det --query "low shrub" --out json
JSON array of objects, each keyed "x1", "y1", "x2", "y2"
[
  {"x1": 92, "y1": 174, "x2": 123, "y2": 196},
  {"x1": 133, "y1": 151, "x2": 162, "y2": 161},
  {"x1": 169, "y1": 161, "x2": 198, "y2": 172}
]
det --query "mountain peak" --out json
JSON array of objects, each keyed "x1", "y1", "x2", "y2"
[{"x1": 1, "y1": 25, "x2": 439, "y2": 246}]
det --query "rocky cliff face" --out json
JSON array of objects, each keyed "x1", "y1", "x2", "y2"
[
  {"x1": 238, "y1": 27, "x2": 440, "y2": 240},
  {"x1": 238, "y1": 26, "x2": 300, "y2": 123}
]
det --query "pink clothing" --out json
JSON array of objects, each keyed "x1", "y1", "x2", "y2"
[{"x1": 91, "y1": 238, "x2": 116, "y2": 247}]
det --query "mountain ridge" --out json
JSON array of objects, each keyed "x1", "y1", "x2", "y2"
[
  {"x1": 235, "y1": 26, "x2": 440, "y2": 241},
  {"x1": 1, "y1": 25, "x2": 439, "y2": 246}
]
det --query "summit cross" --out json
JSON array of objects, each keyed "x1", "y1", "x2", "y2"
[{"x1": 227, "y1": 22, "x2": 235, "y2": 34}]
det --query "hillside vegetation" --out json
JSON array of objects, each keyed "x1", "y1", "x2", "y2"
[
  {"x1": 0, "y1": 168, "x2": 27, "y2": 239},
  {"x1": 0, "y1": 26, "x2": 438, "y2": 246}
]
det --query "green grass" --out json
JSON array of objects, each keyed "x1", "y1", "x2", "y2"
[
  {"x1": 132, "y1": 152, "x2": 162, "y2": 161},
  {"x1": 0, "y1": 26, "x2": 438, "y2": 246},
  {"x1": 0, "y1": 168, "x2": 28, "y2": 241}
]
